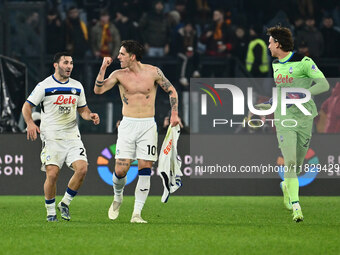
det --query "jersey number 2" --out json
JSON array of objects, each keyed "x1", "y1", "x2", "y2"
[
  {"x1": 303, "y1": 138, "x2": 310, "y2": 148},
  {"x1": 79, "y1": 148, "x2": 86, "y2": 156}
]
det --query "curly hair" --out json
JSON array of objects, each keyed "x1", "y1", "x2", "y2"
[{"x1": 266, "y1": 26, "x2": 294, "y2": 52}]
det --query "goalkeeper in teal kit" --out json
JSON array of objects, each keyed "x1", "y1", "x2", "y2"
[{"x1": 258, "y1": 26, "x2": 329, "y2": 222}]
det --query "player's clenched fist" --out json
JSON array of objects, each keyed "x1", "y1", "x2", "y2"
[{"x1": 101, "y1": 57, "x2": 113, "y2": 68}]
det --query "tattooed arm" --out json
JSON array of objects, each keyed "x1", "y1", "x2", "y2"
[
  {"x1": 156, "y1": 67, "x2": 180, "y2": 127},
  {"x1": 94, "y1": 57, "x2": 119, "y2": 94}
]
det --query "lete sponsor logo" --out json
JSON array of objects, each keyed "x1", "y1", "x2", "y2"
[
  {"x1": 275, "y1": 74, "x2": 293, "y2": 84},
  {"x1": 53, "y1": 95, "x2": 76, "y2": 105}
]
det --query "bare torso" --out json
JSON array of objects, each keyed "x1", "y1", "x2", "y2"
[
  {"x1": 95, "y1": 50, "x2": 179, "y2": 128},
  {"x1": 115, "y1": 64, "x2": 157, "y2": 118}
]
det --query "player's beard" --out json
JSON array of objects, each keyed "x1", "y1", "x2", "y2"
[
  {"x1": 58, "y1": 66, "x2": 72, "y2": 79},
  {"x1": 120, "y1": 59, "x2": 130, "y2": 69},
  {"x1": 120, "y1": 61, "x2": 126, "y2": 69}
]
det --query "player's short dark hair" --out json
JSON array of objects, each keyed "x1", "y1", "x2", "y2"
[
  {"x1": 53, "y1": 52, "x2": 72, "y2": 63},
  {"x1": 267, "y1": 26, "x2": 294, "y2": 52},
  {"x1": 120, "y1": 40, "x2": 145, "y2": 61}
]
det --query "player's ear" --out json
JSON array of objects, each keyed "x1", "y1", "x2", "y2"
[{"x1": 53, "y1": 63, "x2": 58, "y2": 69}]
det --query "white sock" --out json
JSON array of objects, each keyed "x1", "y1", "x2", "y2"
[
  {"x1": 113, "y1": 172, "x2": 127, "y2": 203},
  {"x1": 133, "y1": 169, "x2": 151, "y2": 215},
  {"x1": 45, "y1": 198, "x2": 56, "y2": 216},
  {"x1": 61, "y1": 187, "x2": 78, "y2": 206}
]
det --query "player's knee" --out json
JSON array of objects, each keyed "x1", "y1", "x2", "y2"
[
  {"x1": 76, "y1": 165, "x2": 88, "y2": 178},
  {"x1": 286, "y1": 159, "x2": 296, "y2": 167},
  {"x1": 115, "y1": 159, "x2": 130, "y2": 177},
  {"x1": 46, "y1": 170, "x2": 59, "y2": 182},
  {"x1": 115, "y1": 168, "x2": 127, "y2": 178},
  {"x1": 285, "y1": 159, "x2": 297, "y2": 173}
]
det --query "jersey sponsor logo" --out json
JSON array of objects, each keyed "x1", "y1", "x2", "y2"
[
  {"x1": 163, "y1": 139, "x2": 173, "y2": 155},
  {"x1": 274, "y1": 69, "x2": 279, "y2": 72},
  {"x1": 311, "y1": 64, "x2": 318, "y2": 72},
  {"x1": 275, "y1": 74, "x2": 293, "y2": 84},
  {"x1": 58, "y1": 106, "x2": 71, "y2": 114},
  {"x1": 51, "y1": 89, "x2": 57, "y2": 94},
  {"x1": 53, "y1": 95, "x2": 76, "y2": 105}
]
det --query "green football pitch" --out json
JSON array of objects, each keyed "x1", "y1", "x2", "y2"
[{"x1": 0, "y1": 196, "x2": 339, "y2": 255}]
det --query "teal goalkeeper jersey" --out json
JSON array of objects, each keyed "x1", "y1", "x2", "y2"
[{"x1": 272, "y1": 51, "x2": 329, "y2": 130}]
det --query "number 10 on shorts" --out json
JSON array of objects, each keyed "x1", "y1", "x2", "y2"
[{"x1": 147, "y1": 145, "x2": 156, "y2": 155}]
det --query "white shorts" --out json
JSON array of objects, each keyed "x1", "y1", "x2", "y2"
[
  {"x1": 40, "y1": 138, "x2": 87, "y2": 171},
  {"x1": 115, "y1": 117, "x2": 158, "y2": 161}
]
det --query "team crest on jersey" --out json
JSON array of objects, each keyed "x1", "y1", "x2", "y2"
[
  {"x1": 289, "y1": 67, "x2": 293, "y2": 74},
  {"x1": 311, "y1": 64, "x2": 318, "y2": 72},
  {"x1": 71, "y1": 88, "x2": 77, "y2": 94}
]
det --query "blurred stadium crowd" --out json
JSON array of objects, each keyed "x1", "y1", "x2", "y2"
[
  {"x1": 0, "y1": 0, "x2": 339, "y2": 133},
  {"x1": 44, "y1": 0, "x2": 340, "y2": 76}
]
